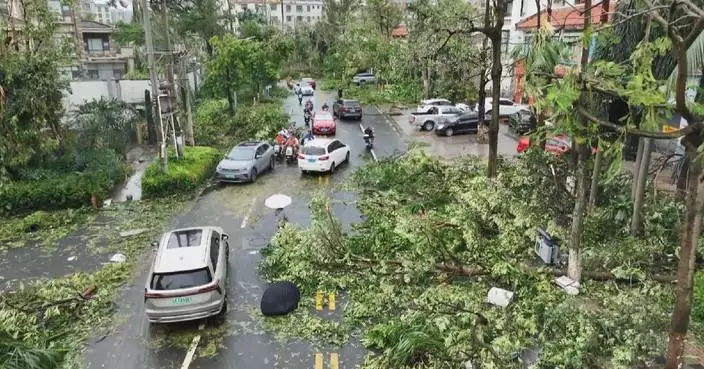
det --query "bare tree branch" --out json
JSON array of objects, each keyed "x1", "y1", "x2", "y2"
[{"x1": 578, "y1": 106, "x2": 704, "y2": 139}]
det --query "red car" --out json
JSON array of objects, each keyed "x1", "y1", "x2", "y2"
[
  {"x1": 301, "y1": 77, "x2": 316, "y2": 90},
  {"x1": 516, "y1": 135, "x2": 597, "y2": 155},
  {"x1": 312, "y1": 111, "x2": 336, "y2": 135}
]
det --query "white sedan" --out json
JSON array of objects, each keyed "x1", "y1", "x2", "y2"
[
  {"x1": 301, "y1": 85, "x2": 315, "y2": 96},
  {"x1": 298, "y1": 138, "x2": 350, "y2": 174}
]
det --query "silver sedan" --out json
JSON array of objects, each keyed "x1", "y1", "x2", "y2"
[{"x1": 215, "y1": 141, "x2": 275, "y2": 183}]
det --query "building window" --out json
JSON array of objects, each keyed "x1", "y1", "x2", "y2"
[
  {"x1": 87, "y1": 70, "x2": 99, "y2": 79},
  {"x1": 296, "y1": 5, "x2": 302, "y2": 11},
  {"x1": 61, "y1": 4, "x2": 71, "y2": 16},
  {"x1": 270, "y1": 3, "x2": 277, "y2": 10},
  {"x1": 502, "y1": 30, "x2": 510, "y2": 54},
  {"x1": 307, "y1": 16, "x2": 311, "y2": 21},
  {"x1": 307, "y1": 5, "x2": 310, "y2": 11},
  {"x1": 85, "y1": 37, "x2": 109, "y2": 52},
  {"x1": 286, "y1": 15, "x2": 291, "y2": 22},
  {"x1": 272, "y1": 15, "x2": 279, "y2": 22},
  {"x1": 286, "y1": 5, "x2": 291, "y2": 11},
  {"x1": 71, "y1": 69, "x2": 82, "y2": 80},
  {"x1": 296, "y1": 15, "x2": 302, "y2": 21},
  {"x1": 113, "y1": 69, "x2": 124, "y2": 79},
  {"x1": 502, "y1": 0, "x2": 512, "y2": 17}
]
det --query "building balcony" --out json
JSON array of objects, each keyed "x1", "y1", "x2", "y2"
[{"x1": 84, "y1": 47, "x2": 133, "y2": 61}]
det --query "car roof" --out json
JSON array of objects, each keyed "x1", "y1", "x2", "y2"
[
  {"x1": 305, "y1": 138, "x2": 335, "y2": 147},
  {"x1": 342, "y1": 99, "x2": 360, "y2": 103},
  {"x1": 154, "y1": 227, "x2": 215, "y2": 273},
  {"x1": 423, "y1": 98, "x2": 450, "y2": 103},
  {"x1": 316, "y1": 112, "x2": 333, "y2": 118},
  {"x1": 236, "y1": 141, "x2": 263, "y2": 147}
]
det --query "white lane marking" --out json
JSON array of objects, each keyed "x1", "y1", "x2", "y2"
[
  {"x1": 180, "y1": 332, "x2": 202, "y2": 369},
  {"x1": 359, "y1": 123, "x2": 365, "y2": 133},
  {"x1": 241, "y1": 198, "x2": 256, "y2": 229},
  {"x1": 370, "y1": 149, "x2": 378, "y2": 162}
]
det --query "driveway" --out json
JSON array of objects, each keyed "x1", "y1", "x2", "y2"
[
  {"x1": 82, "y1": 90, "x2": 405, "y2": 369},
  {"x1": 385, "y1": 107, "x2": 520, "y2": 160}
]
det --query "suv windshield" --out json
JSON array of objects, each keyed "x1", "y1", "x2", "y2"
[
  {"x1": 302, "y1": 146, "x2": 326, "y2": 156},
  {"x1": 227, "y1": 148, "x2": 254, "y2": 161},
  {"x1": 150, "y1": 268, "x2": 212, "y2": 290}
]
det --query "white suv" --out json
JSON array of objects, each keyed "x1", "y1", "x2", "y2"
[{"x1": 144, "y1": 226, "x2": 230, "y2": 324}]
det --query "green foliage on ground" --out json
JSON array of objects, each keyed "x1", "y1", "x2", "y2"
[
  {"x1": 0, "y1": 150, "x2": 128, "y2": 215},
  {"x1": 0, "y1": 198, "x2": 186, "y2": 369},
  {"x1": 142, "y1": 146, "x2": 221, "y2": 199},
  {"x1": 0, "y1": 208, "x2": 95, "y2": 251},
  {"x1": 261, "y1": 148, "x2": 683, "y2": 369},
  {"x1": 193, "y1": 98, "x2": 289, "y2": 147},
  {"x1": 694, "y1": 272, "x2": 704, "y2": 324}
]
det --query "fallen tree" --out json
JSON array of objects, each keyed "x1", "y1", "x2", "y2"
[{"x1": 261, "y1": 148, "x2": 688, "y2": 369}]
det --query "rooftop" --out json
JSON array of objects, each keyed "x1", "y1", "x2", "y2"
[{"x1": 515, "y1": 1, "x2": 616, "y2": 31}]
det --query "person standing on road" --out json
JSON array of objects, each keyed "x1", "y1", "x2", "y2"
[{"x1": 337, "y1": 87, "x2": 343, "y2": 99}]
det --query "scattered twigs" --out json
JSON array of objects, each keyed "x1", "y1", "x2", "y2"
[{"x1": 1, "y1": 286, "x2": 98, "y2": 314}]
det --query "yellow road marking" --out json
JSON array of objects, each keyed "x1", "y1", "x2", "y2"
[
  {"x1": 324, "y1": 176, "x2": 329, "y2": 185},
  {"x1": 314, "y1": 353, "x2": 323, "y2": 369},
  {"x1": 329, "y1": 353, "x2": 339, "y2": 369},
  {"x1": 315, "y1": 290, "x2": 323, "y2": 311},
  {"x1": 328, "y1": 292, "x2": 336, "y2": 311},
  {"x1": 318, "y1": 176, "x2": 322, "y2": 185}
]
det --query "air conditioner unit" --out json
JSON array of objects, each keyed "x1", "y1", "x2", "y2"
[{"x1": 534, "y1": 227, "x2": 559, "y2": 265}]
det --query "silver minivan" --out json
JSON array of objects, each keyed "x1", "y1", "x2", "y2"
[{"x1": 144, "y1": 226, "x2": 230, "y2": 324}]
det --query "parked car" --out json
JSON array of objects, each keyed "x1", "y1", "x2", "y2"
[
  {"x1": 301, "y1": 85, "x2": 315, "y2": 96},
  {"x1": 312, "y1": 111, "x2": 336, "y2": 135},
  {"x1": 479, "y1": 98, "x2": 529, "y2": 122},
  {"x1": 215, "y1": 141, "x2": 275, "y2": 183},
  {"x1": 435, "y1": 112, "x2": 479, "y2": 137},
  {"x1": 144, "y1": 226, "x2": 230, "y2": 323},
  {"x1": 298, "y1": 138, "x2": 350, "y2": 174},
  {"x1": 508, "y1": 109, "x2": 536, "y2": 134},
  {"x1": 333, "y1": 99, "x2": 363, "y2": 120},
  {"x1": 417, "y1": 98, "x2": 453, "y2": 113},
  {"x1": 409, "y1": 105, "x2": 462, "y2": 131},
  {"x1": 352, "y1": 72, "x2": 376, "y2": 85},
  {"x1": 301, "y1": 77, "x2": 316, "y2": 89}
]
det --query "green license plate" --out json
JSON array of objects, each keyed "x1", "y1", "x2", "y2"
[{"x1": 170, "y1": 296, "x2": 192, "y2": 305}]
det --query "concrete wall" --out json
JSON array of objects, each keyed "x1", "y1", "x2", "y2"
[{"x1": 63, "y1": 70, "x2": 202, "y2": 112}]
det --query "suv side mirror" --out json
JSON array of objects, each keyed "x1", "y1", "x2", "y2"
[
  {"x1": 151, "y1": 241, "x2": 159, "y2": 249},
  {"x1": 222, "y1": 234, "x2": 229, "y2": 241}
]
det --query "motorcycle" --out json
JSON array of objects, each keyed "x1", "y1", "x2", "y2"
[
  {"x1": 284, "y1": 145, "x2": 296, "y2": 163},
  {"x1": 304, "y1": 111, "x2": 311, "y2": 126},
  {"x1": 363, "y1": 134, "x2": 374, "y2": 150},
  {"x1": 273, "y1": 143, "x2": 283, "y2": 159}
]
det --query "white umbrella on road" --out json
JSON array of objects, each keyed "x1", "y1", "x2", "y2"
[{"x1": 265, "y1": 194, "x2": 292, "y2": 210}]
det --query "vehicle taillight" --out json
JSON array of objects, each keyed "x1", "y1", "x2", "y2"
[
  {"x1": 319, "y1": 155, "x2": 329, "y2": 161},
  {"x1": 342, "y1": 107, "x2": 349, "y2": 111},
  {"x1": 144, "y1": 288, "x2": 165, "y2": 300},
  {"x1": 297, "y1": 154, "x2": 304, "y2": 159},
  {"x1": 197, "y1": 280, "x2": 222, "y2": 295}
]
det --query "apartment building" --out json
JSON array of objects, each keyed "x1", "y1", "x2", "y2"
[
  {"x1": 225, "y1": 0, "x2": 324, "y2": 31},
  {"x1": 2, "y1": 0, "x2": 134, "y2": 80},
  {"x1": 79, "y1": 0, "x2": 132, "y2": 25}
]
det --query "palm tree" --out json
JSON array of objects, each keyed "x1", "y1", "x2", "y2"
[{"x1": 0, "y1": 330, "x2": 65, "y2": 369}]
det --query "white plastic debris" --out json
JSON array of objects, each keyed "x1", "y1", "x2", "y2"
[
  {"x1": 102, "y1": 199, "x2": 112, "y2": 208},
  {"x1": 555, "y1": 275, "x2": 580, "y2": 295},
  {"x1": 119, "y1": 228, "x2": 147, "y2": 237},
  {"x1": 486, "y1": 287, "x2": 514, "y2": 308},
  {"x1": 463, "y1": 360, "x2": 474, "y2": 369},
  {"x1": 110, "y1": 253, "x2": 126, "y2": 263},
  {"x1": 67, "y1": 256, "x2": 77, "y2": 262}
]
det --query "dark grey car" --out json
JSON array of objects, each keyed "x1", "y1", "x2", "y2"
[
  {"x1": 215, "y1": 141, "x2": 275, "y2": 183},
  {"x1": 332, "y1": 99, "x2": 363, "y2": 120}
]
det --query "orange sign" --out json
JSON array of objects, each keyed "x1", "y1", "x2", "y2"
[{"x1": 662, "y1": 125, "x2": 678, "y2": 133}]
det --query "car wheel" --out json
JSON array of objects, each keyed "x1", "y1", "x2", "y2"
[
  {"x1": 330, "y1": 162, "x2": 336, "y2": 173},
  {"x1": 250, "y1": 168, "x2": 258, "y2": 183},
  {"x1": 445, "y1": 128, "x2": 454, "y2": 137},
  {"x1": 423, "y1": 121, "x2": 434, "y2": 131},
  {"x1": 345, "y1": 151, "x2": 350, "y2": 163},
  {"x1": 269, "y1": 157, "x2": 275, "y2": 171},
  {"x1": 218, "y1": 300, "x2": 228, "y2": 316}
]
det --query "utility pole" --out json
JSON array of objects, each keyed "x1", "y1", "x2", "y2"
[
  {"x1": 178, "y1": 54, "x2": 195, "y2": 146},
  {"x1": 280, "y1": 0, "x2": 284, "y2": 30},
  {"x1": 161, "y1": 0, "x2": 183, "y2": 156},
  {"x1": 142, "y1": 0, "x2": 167, "y2": 171}
]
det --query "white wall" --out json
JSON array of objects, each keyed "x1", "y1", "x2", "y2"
[{"x1": 62, "y1": 71, "x2": 200, "y2": 112}]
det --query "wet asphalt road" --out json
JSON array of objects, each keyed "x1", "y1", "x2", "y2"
[{"x1": 82, "y1": 90, "x2": 404, "y2": 369}]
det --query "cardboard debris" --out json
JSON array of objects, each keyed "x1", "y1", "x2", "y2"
[
  {"x1": 486, "y1": 287, "x2": 514, "y2": 308},
  {"x1": 555, "y1": 275, "x2": 580, "y2": 295}
]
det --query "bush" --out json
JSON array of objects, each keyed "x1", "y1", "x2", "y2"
[
  {"x1": 0, "y1": 150, "x2": 127, "y2": 215},
  {"x1": 194, "y1": 98, "x2": 289, "y2": 148},
  {"x1": 695, "y1": 271, "x2": 704, "y2": 324},
  {"x1": 141, "y1": 146, "x2": 221, "y2": 199}
]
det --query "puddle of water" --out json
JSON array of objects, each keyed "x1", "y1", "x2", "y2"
[{"x1": 113, "y1": 154, "x2": 154, "y2": 202}]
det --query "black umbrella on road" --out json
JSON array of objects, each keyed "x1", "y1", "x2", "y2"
[{"x1": 260, "y1": 281, "x2": 301, "y2": 317}]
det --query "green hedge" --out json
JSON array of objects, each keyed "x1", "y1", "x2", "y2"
[
  {"x1": 0, "y1": 150, "x2": 126, "y2": 215},
  {"x1": 694, "y1": 271, "x2": 704, "y2": 323},
  {"x1": 141, "y1": 146, "x2": 221, "y2": 199}
]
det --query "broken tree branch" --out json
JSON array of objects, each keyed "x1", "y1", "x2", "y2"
[{"x1": 578, "y1": 106, "x2": 704, "y2": 139}]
